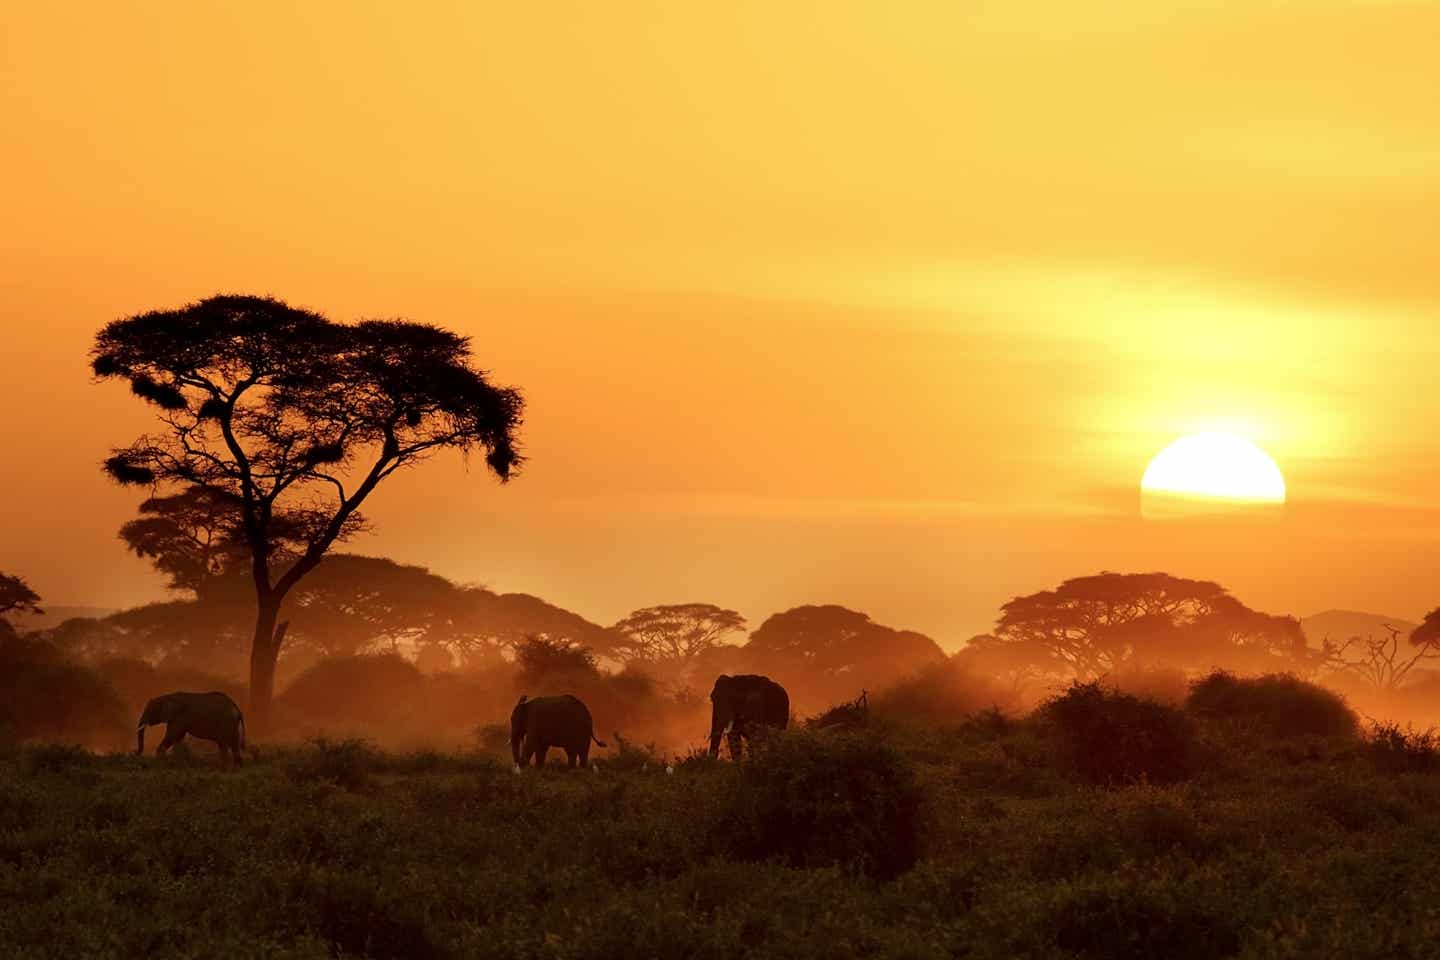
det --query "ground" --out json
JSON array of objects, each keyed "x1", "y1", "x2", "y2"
[{"x1": 2, "y1": 725, "x2": 1439, "y2": 959}]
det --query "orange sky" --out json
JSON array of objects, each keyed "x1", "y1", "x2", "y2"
[{"x1": 3, "y1": 2, "x2": 1439, "y2": 646}]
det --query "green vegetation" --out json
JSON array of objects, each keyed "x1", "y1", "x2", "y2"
[{"x1": 5, "y1": 704, "x2": 1440, "y2": 959}]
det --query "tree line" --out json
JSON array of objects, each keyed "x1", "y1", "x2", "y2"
[{"x1": 5, "y1": 293, "x2": 1439, "y2": 730}]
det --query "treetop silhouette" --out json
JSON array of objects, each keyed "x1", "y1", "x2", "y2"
[
  {"x1": 0, "y1": 573, "x2": 43, "y2": 621},
  {"x1": 92, "y1": 294, "x2": 524, "y2": 726}
]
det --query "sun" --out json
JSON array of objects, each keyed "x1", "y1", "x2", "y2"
[{"x1": 1141, "y1": 432, "x2": 1286, "y2": 514}]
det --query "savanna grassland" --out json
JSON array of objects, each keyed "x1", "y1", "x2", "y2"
[{"x1": 5, "y1": 684, "x2": 1440, "y2": 960}]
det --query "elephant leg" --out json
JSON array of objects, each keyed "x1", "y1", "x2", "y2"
[
  {"x1": 579, "y1": 744, "x2": 590, "y2": 768},
  {"x1": 533, "y1": 744, "x2": 548, "y2": 768},
  {"x1": 727, "y1": 729, "x2": 744, "y2": 761},
  {"x1": 156, "y1": 729, "x2": 183, "y2": 756},
  {"x1": 565, "y1": 749, "x2": 578, "y2": 768}
]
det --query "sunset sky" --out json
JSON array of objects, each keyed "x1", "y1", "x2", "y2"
[{"x1": 3, "y1": 2, "x2": 1438, "y2": 646}]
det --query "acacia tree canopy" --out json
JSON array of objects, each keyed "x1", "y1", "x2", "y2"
[
  {"x1": 744, "y1": 605, "x2": 946, "y2": 709},
  {"x1": 0, "y1": 573, "x2": 43, "y2": 621},
  {"x1": 92, "y1": 294, "x2": 524, "y2": 725},
  {"x1": 610, "y1": 604, "x2": 746, "y2": 679},
  {"x1": 991, "y1": 572, "x2": 1308, "y2": 679}
]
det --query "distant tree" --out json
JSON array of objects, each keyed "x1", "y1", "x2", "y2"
[
  {"x1": 281, "y1": 555, "x2": 458, "y2": 659},
  {"x1": 610, "y1": 604, "x2": 746, "y2": 681},
  {"x1": 513, "y1": 635, "x2": 599, "y2": 686},
  {"x1": 118, "y1": 487, "x2": 247, "y2": 594},
  {"x1": 92, "y1": 294, "x2": 523, "y2": 727},
  {"x1": 952, "y1": 632, "x2": 1055, "y2": 695},
  {"x1": 744, "y1": 605, "x2": 946, "y2": 709},
  {"x1": 442, "y1": 588, "x2": 619, "y2": 666},
  {"x1": 992, "y1": 572, "x2": 1308, "y2": 680},
  {"x1": 0, "y1": 573, "x2": 43, "y2": 622},
  {"x1": 1321, "y1": 612, "x2": 1440, "y2": 692}
]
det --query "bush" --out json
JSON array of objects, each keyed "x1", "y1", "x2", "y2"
[
  {"x1": 277, "y1": 654, "x2": 425, "y2": 726},
  {"x1": 1108, "y1": 665, "x2": 1190, "y2": 706},
  {"x1": 1051, "y1": 882, "x2": 1240, "y2": 959},
  {"x1": 19, "y1": 743, "x2": 93, "y2": 776},
  {"x1": 1040, "y1": 682, "x2": 1195, "y2": 786},
  {"x1": 603, "y1": 732, "x2": 664, "y2": 772},
  {"x1": 1186, "y1": 671, "x2": 1358, "y2": 740},
  {"x1": 1366, "y1": 722, "x2": 1440, "y2": 775},
  {"x1": 0, "y1": 637, "x2": 129, "y2": 748},
  {"x1": 718, "y1": 728, "x2": 923, "y2": 880},
  {"x1": 872, "y1": 658, "x2": 1011, "y2": 727},
  {"x1": 288, "y1": 737, "x2": 377, "y2": 790}
]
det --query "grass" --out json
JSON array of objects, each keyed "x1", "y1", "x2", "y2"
[{"x1": 3, "y1": 724, "x2": 1440, "y2": 958}]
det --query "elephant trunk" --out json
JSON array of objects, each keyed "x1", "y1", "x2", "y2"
[
  {"x1": 708, "y1": 711, "x2": 729, "y2": 758},
  {"x1": 511, "y1": 732, "x2": 523, "y2": 767}
]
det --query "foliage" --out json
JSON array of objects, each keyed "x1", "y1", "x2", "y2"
[
  {"x1": 806, "y1": 690, "x2": 870, "y2": 730},
  {"x1": 1040, "y1": 681, "x2": 1196, "y2": 785},
  {"x1": 991, "y1": 572, "x2": 1310, "y2": 681},
  {"x1": 872, "y1": 657, "x2": 1013, "y2": 726},
  {"x1": 1365, "y1": 722, "x2": 1440, "y2": 776},
  {"x1": 609, "y1": 603, "x2": 746, "y2": 681},
  {"x1": 513, "y1": 635, "x2": 599, "y2": 685},
  {"x1": 0, "y1": 572, "x2": 43, "y2": 620},
  {"x1": 721, "y1": 728, "x2": 923, "y2": 880},
  {"x1": 1186, "y1": 671, "x2": 1358, "y2": 740},
  {"x1": 744, "y1": 605, "x2": 945, "y2": 711},
  {"x1": 8, "y1": 705, "x2": 1440, "y2": 956},
  {"x1": 1320, "y1": 617, "x2": 1440, "y2": 692},
  {"x1": 287, "y1": 737, "x2": 379, "y2": 791},
  {"x1": 18, "y1": 743, "x2": 93, "y2": 776},
  {"x1": 93, "y1": 294, "x2": 525, "y2": 723},
  {"x1": 0, "y1": 636, "x2": 129, "y2": 748},
  {"x1": 277, "y1": 654, "x2": 427, "y2": 726}
]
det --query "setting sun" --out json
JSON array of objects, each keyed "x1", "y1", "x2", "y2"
[{"x1": 1141, "y1": 432, "x2": 1286, "y2": 509}]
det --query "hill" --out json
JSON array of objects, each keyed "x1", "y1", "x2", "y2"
[{"x1": 1302, "y1": 609, "x2": 1419, "y2": 645}]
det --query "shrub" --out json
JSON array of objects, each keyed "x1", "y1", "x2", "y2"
[
  {"x1": 0, "y1": 637, "x2": 129, "y2": 747},
  {"x1": 1365, "y1": 722, "x2": 1440, "y2": 775},
  {"x1": 1040, "y1": 682, "x2": 1195, "y2": 786},
  {"x1": 473, "y1": 722, "x2": 511, "y2": 757},
  {"x1": 1108, "y1": 665, "x2": 1190, "y2": 706},
  {"x1": 872, "y1": 658, "x2": 1011, "y2": 727},
  {"x1": 277, "y1": 654, "x2": 425, "y2": 726},
  {"x1": 296, "y1": 870, "x2": 447, "y2": 960},
  {"x1": 718, "y1": 728, "x2": 923, "y2": 880},
  {"x1": 1051, "y1": 882, "x2": 1240, "y2": 959},
  {"x1": 603, "y1": 732, "x2": 664, "y2": 772},
  {"x1": 806, "y1": 690, "x2": 870, "y2": 730},
  {"x1": 288, "y1": 737, "x2": 377, "y2": 790},
  {"x1": 19, "y1": 743, "x2": 92, "y2": 776},
  {"x1": 1186, "y1": 671, "x2": 1358, "y2": 740}
]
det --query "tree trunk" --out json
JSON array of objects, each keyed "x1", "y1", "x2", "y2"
[{"x1": 247, "y1": 599, "x2": 288, "y2": 733}]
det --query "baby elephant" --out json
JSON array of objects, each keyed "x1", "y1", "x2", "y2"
[
  {"x1": 137, "y1": 691, "x2": 246, "y2": 766},
  {"x1": 510, "y1": 694, "x2": 606, "y2": 768}
]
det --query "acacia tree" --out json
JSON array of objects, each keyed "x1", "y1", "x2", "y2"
[
  {"x1": 992, "y1": 572, "x2": 1307, "y2": 679},
  {"x1": 119, "y1": 486, "x2": 257, "y2": 595},
  {"x1": 609, "y1": 603, "x2": 746, "y2": 681},
  {"x1": 0, "y1": 572, "x2": 43, "y2": 621},
  {"x1": 93, "y1": 295, "x2": 523, "y2": 726},
  {"x1": 1322, "y1": 611, "x2": 1440, "y2": 691}
]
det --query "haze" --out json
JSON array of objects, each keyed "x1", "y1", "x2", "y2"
[{"x1": 3, "y1": 2, "x2": 1439, "y2": 644}]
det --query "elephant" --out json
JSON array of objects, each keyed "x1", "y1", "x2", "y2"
[
  {"x1": 510, "y1": 694, "x2": 607, "y2": 768},
  {"x1": 137, "y1": 691, "x2": 246, "y2": 766},
  {"x1": 709, "y1": 674, "x2": 789, "y2": 759}
]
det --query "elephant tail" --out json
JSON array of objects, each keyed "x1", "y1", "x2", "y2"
[{"x1": 591, "y1": 733, "x2": 608, "y2": 748}]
